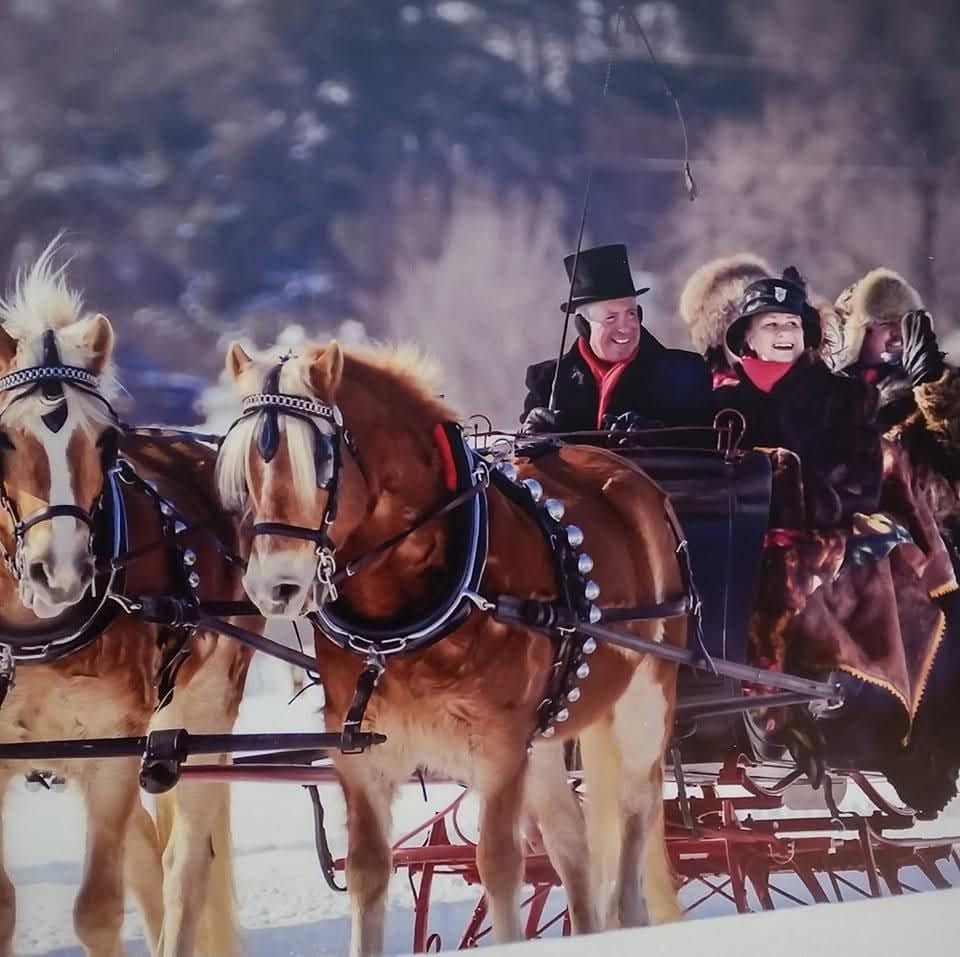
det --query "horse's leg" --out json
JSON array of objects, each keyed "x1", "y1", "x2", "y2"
[
  {"x1": 124, "y1": 798, "x2": 165, "y2": 955},
  {"x1": 74, "y1": 759, "x2": 140, "y2": 957},
  {"x1": 152, "y1": 638, "x2": 248, "y2": 957},
  {"x1": 0, "y1": 774, "x2": 15, "y2": 957},
  {"x1": 578, "y1": 717, "x2": 622, "y2": 930},
  {"x1": 155, "y1": 780, "x2": 235, "y2": 957},
  {"x1": 335, "y1": 754, "x2": 399, "y2": 957},
  {"x1": 609, "y1": 654, "x2": 681, "y2": 928},
  {"x1": 475, "y1": 750, "x2": 527, "y2": 944},
  {"x1": 523, "y1": 741, "x2": 595, "y2": 934}
]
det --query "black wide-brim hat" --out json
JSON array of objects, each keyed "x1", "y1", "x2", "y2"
[
  {"x1": 725, "y1": 276, "x2": 823, "y2": 356},
  {"x1": 560, "y1": 243, "x2": 650, "y2": 313}
]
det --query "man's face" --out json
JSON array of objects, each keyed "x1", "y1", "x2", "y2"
[
  {"x1": 859, "y1": 321, "x2": 902, "y2": 365},
  {"x1": 583, "y1": 297, "x2": 641, "y2": 362},
  {"x1": 744, "y1": 311, "x2": 805, "y2": 363}
]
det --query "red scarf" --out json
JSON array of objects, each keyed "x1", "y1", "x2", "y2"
[
  {"x1": 577, "y1": 337, "x2": 639, "y2": 429},
  {"x1": 740, "y1": 356, "x2": 794, "y2": 393}
]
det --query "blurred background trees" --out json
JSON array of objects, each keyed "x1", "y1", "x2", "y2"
[{"x1": 1, "y1": 0, "x2": 957, "y2": 427}]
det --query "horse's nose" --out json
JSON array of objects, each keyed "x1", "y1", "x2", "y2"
[
  {"x1": 27, "y1": 553, "x2": 94, "y2": 602},
  {"x1": 271, "y1": 582, "x2": 303, "y2": 605}
]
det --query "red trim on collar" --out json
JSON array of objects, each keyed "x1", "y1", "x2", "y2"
[
  {"x1": 740, "y1": 356, "x2": 794, "y2": 393},
  {"x1": 577, "y1": 338, "x2": 639, "y2": 428},
  {"x1": 433, "y1": 423, "x2": 458, "y2": 492}
]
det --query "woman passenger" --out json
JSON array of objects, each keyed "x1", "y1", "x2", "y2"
[{"x1": 713, "y1": 268, "x2": 883, "y2": 528}]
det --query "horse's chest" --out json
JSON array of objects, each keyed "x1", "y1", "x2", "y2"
[{"x1": 0, "y1": 671, "x2": 150, "y2": 743}]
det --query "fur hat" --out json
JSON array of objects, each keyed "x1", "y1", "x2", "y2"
[
  {"x1": 830, "y1": 267, "x2": 924, "y2": 371},
  {"x1": 679, "y1": 252, "x2": 773, "y2": 356}
]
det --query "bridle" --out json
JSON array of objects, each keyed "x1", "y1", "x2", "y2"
[
  {"x1": 227, "y1": 355, "x2": 361, "y2": 602},
  {"x1": 0, "y1": 329, "x2": 121, "y2": 580}
]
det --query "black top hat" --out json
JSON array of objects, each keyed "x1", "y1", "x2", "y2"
[
  {"x1": 725, "y1": 272, "x2": 822, "y2": 356},
  {"x1": 560, "y1": 243, "x2": 650, "y2": 313}
]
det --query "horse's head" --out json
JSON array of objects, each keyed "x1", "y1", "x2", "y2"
[
  {"x1": 217, "y1": 340, "x2": 370, "y2": 618},
  {"x1": 0, "y1": 252, "x2": 120, "y2": 618}
]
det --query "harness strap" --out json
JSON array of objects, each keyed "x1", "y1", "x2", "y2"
[
  {"x1": 330, "y1": 480, "x2": 485, "y2": 585},
  {"x1": 340, "y1": 657, "x2": 385, "y2": 754},
  {"x1": 17, "y1": 504, "x2": 96, "y2": 536}
]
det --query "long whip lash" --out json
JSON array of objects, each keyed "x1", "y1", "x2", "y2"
[{"x1": 546, "y1": 5, "x2": 696, "y2": 410}]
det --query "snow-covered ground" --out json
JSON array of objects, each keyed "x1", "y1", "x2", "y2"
[
  {"x1": 4, "y1": 648, "x2": 959, "y2": 956},
  {"x1": 468, "y1": 886, "x2": 960, "y2": 957}
]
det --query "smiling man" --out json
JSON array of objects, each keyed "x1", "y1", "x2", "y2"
[
  {"x1": 831, "y1": 266, "x2": 960, "y2": 561},
  {"x1": 519, "y1": 243, "x2": 712, "y2": 434}
]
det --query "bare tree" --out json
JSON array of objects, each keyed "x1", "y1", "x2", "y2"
[
  {"x1": 651, "y1": 0, "x2": 960, "y2": 346},
  {"x1": 380, "y1": 171, "x2": 575, "y2": 428}
]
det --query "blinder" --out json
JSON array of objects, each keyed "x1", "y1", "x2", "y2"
[{"x1": 39, "y1": 329, "x2": 69, "y2": 433}]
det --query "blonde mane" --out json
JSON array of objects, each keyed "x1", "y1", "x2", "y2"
[
  {"x1": 216, "y1": 339, "x2": 456, "y2": 511},
  {"x1": 0, "y1": 236, "x2": 120, "y2": 435}
]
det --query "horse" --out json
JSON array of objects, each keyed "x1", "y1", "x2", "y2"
[
  {"x1": 0, "y1": 243, "x2": 256, "y2": 957},
  {"x1": 216, "y1": 337, "x2": 688, "y2": 955}
]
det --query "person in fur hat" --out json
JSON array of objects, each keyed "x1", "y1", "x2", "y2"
[
  {"x1": 832, "y1": 269, "x2": 960, "y2": 535},
  {"x1": 679, "y1": 252, "x2": 774, "y2": 387},
  {"x1": 831, "y1": 267, "x2": 952, "y2": 419},
  {"x1": 831, "y1": 268, "x2": 960, "y2": 813},
  {"x1": 680, "y1": 252, "x2": 844, "y2": 388},
  {"x1": 519, "y1": 243, "x2": 713, "y2": 434},
  {"x1": 713, "y1": 267, "x2": 883, "y2": 528}
]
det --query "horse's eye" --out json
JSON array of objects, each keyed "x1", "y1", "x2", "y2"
[{"x1": 316, "y1": 434, "x2": 335, "y2": 487}]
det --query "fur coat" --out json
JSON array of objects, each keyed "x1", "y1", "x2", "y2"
[{"x1": 712, "y1": 350, "x2": 883, "y2": 528}]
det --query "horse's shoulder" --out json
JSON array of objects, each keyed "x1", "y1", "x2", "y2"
[{"x1": 522, "y1": 443, "x2": 669, "y2": 506}]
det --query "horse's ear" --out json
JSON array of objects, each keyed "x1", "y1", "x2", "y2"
[
  {"x1": 309, "y1": 341, "x2": 344, "y2": 398},
  {"x1": 226, "y1": 342, "x2": 253, "y2": 381},
  {"x1": 0, "y1": 325, "x2": 16, "y2": 372},
  {"x1": 80, "y1": 314, "x2": 115, "y2": 374}
]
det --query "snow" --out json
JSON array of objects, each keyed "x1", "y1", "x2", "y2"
[
  {"x1": 3, "y1": 654, "x2": 485, "y2": 956},
  {"x1": 3, "y1": 651, "x2": 958, "y2": 955},
  {"x1": 465, "y1": 886, "x2": 960, "y2": 957}
]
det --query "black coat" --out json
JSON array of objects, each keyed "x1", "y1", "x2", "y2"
[
  {"x1": 844, "y1": 361, "x2": 918, "y2": 430},
  {"x1": 712, "y1": 351, "x2": 883, "y2": 528},
  {"x1": 520, "y1": 329, "x2": 714, "y2": 431}
]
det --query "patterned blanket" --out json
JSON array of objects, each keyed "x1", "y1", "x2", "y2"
[{"x1": 748, "y1": 439, "x2": 956, "y2": 738}]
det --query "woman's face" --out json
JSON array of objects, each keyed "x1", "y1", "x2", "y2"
[{"x1": 744, "y1": 311, "x2": 805, "y2": 362}]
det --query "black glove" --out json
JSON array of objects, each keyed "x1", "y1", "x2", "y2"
[
  {"x1": 521, "y1": 407, "x2": 563, "y2": 434},
  {"x1": 602, "y1": 411, "x2": 664, "y2": 432},
  {"x1": 900, "y1": 310, "x2": 945, "y2": 386}
]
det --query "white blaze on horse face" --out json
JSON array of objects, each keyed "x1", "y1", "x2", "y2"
[
  {"x1": 241, "y1": 427, "x2": 326, "y2": 619},
  {"x1": 19, "y1": 406, "x2": 96, "y2": 618}
]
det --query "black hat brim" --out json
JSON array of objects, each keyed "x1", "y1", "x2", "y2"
[{"x1": 560, "y1": 286, "x2": 650, "y2": 313}]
